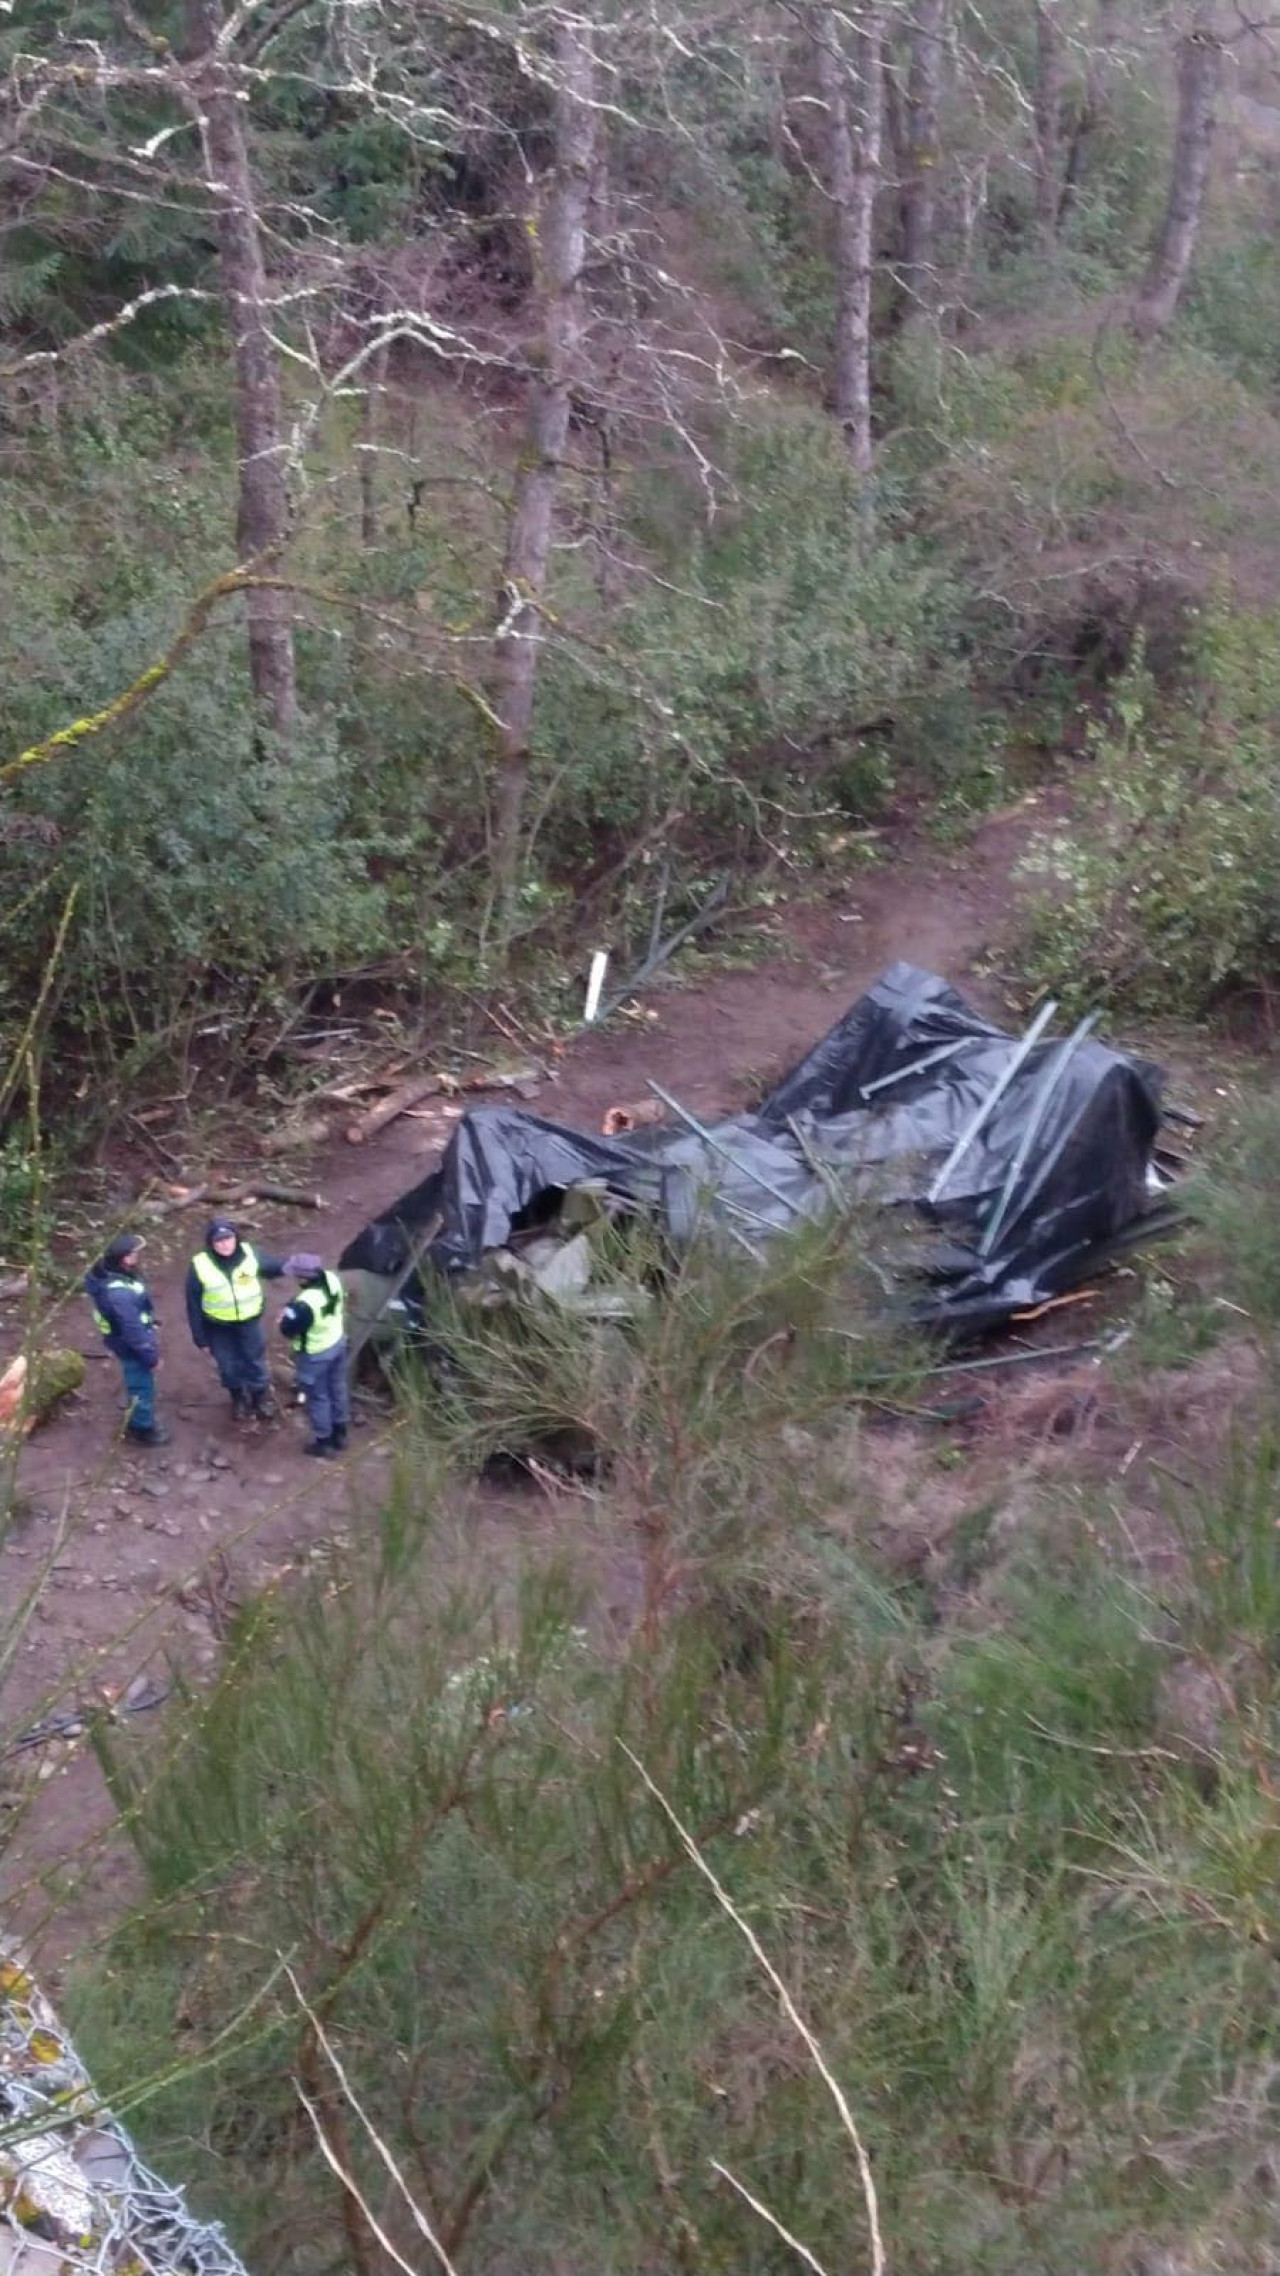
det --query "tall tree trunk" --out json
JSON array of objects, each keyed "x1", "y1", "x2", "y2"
[
  {"x1": 899, "y1": 0, "x2": 947, "y2": 316},
  {"x1": 490, "y1": 16, "x2": 598, "y2": 941},
  {"x1": 811, "y1": 4, "x2": 884, "y2": 479},
  {"x1": 1033, "y1": 1, "x2": 1065, "y2": 241},
  {"x1": 358, "y1": 334, "x2": 390, "y2": 552},
  {"x1": 1059, "y1": 0, "x2": 1122, "y2": 223},
  {"x1": 1132, "y1": 6, "x2": 1223, "y2": 339},
  {"x1": 190, "y1": 0, "x2": 296, "y2": 754}
]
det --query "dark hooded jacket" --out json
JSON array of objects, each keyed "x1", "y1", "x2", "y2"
[
  {"x1": 84, "y1": 1263, "x2": 160, "y2": 1367},
  {"x1": 185, "y1": 1237, "x2": 285, "y2": 1349}
]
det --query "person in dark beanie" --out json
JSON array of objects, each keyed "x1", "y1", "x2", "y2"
[
  {"x1": 186, "y1": 1219, "x2": 285, "y2": 1421},
  {"x1": 84, "y1": 1232, "x2": 169, "y2": 1447},
  {"x1": 279, "y1": 1253, "x2": 349, "y2": 1457}
]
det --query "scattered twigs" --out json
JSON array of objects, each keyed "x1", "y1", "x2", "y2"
[
  {"x1": 1009, "y1": 1289, "x2": 1097, "y2": 1324},
  {"x1": 599, "y1": 871, "x2": 730, "y2": 1019},
  {"x1": 143, "y1": 1178, "x2": 326, "y2": 1217},
  {"x1": 621, "y1": 1744, "x2": 887, "y2": 2276}
]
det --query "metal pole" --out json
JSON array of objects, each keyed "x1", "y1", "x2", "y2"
[
  {"x1": 926, "y1": 999, "x2": 1059, "y2": 1206},
  {"x1": 978, "y1": 1013, "x2": 1098, "y2": 1260},
  {"x1": 647, "y1": 1080, "x2": 803, "y2": 1217},
  {"x1": 859, "y1": 1041, "x2": 968, "y2": 1098}
]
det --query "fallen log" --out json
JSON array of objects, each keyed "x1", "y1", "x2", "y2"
[
  {"x1": 0, "y1": 1348, "x2": 86, "y2": 1440},
  {"x1": 234, "y1": 1181, "x2": 326, "y2": 1210},
  {"x1": 0, "y1": 1272, "x2": 30, "y2": 1302},
  {"x1": 313, "y1": 1058, "x2": 412, "y2": 1104},
  {"x1": 345, "y1": 1074, "x2": 442, "y2": 1145},
  {"x1": 344, "y1": 1064, "x2": 540, "y2": 1146},
  {"x1": 144, "y1": 1178, "x2": 326, "y2": 1218}
]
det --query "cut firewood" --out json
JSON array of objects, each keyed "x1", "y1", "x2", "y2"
[
  {"x1": 0, "y1": 1353, "x2": 22, "y2": 1431},
  {"x1": 0, "y1": 1348, "x2": 86, "y2": 1439},
  {"x1": 602, "y1": 1099, "x2": 666, "y2": 1137},
  {"x1": 0, "y1": 1272, "x2": 30, "y2": 1301},
  {"x1": 344, "y1": 1065, "x2": 539, "y2": 1146},
  {"x1": 345, "y1": 1074, "x2": 443, "y2": 1145},
  {"x1": 313, "y1": 1058, "x2": 412, "y2": 1104},
  {"x1": 217, "y1": 1182, "x2": 326, "y2": 1211},
  {"x1": 144, "y1": 1178, "x2": 325, "y2": 1217}
]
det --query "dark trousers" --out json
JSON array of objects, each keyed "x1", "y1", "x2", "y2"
[
  {"x1": 295, "y1": 1340, "x2": 350, "y2": 1441},
  {"x1": 120, "y1": 1353, "x2": 156, "y2": 1432},
  {"x1": 204, "y1": 1317, "x2": 270, "y2": 1397}
]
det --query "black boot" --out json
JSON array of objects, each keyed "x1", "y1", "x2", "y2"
[
  {"x1": 230, "y1": 1389, "x2": 250, "y2": 1421},
  {"x1": 304, "y1": 1436, "x2": 336, "y2": 1459},
  {"x1": 253, "y1": 1390, "x2": 278, "y2": 1422},
  {"x1": 127, "y1": 1421, "x2": 171, "y2": 1447},
  {"x1": 330, "y1": 1424, "x2": 348, "y2": 1453}
]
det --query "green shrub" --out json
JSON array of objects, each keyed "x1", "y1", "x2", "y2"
[
  {"x1": 1019, "y1": 603, "x2": 1280, "y2": 1016},
  {"x1": 1185, "y1": 1088, "x2": 1280, "y2": 1331},
  {"x1": 66, "y1": 1237, "x2": 1280, "y2": 2276}
]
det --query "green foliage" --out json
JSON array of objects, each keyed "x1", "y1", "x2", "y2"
[
  {"x1": 1019, "y1": 605, "x2": 1280, "y2": 1016},
  {"x1": 1187, "y1": 229, "x2": 1280, "y2": 394},
  {"x1": 1185, "y1": 1088, "x2": 1280, "y2": 1332},
  {"x1": 0, "y1": 1131, "x2": 46, "y2": 1258},
  {"x1": 0, "y1": 584, "x2": 385, "y2": 1070},
  {"x1": 73, "y1": 1298, "x2": 1280, "y2": 2274},
  {"x1": 0, "y1": 375, "x2": 979, "y2": 1072},
  {"x1": 525, "y1": 406, "x2": 972, "y2": 904}
]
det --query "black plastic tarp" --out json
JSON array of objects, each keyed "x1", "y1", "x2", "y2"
[{"x1": 340, "y1": 963, "x2": 1167, "y2": 1331}]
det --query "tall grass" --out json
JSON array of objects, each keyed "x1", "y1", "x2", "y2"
[{"x1": 66, "y1": 1220, "x2": 1280, "y2": 2276}]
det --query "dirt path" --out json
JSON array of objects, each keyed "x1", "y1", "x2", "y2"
[{"x1": 0, "y1": 806, "x2": 1037, "y2": 1972}]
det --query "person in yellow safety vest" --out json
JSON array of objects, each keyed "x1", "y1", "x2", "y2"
[
  {"x1": 278, "y1": 1254, "x2": 349, "y2": 1458},
  {"x1": 185, "y1": 1218, "x2": 286, "y2": 1422}
]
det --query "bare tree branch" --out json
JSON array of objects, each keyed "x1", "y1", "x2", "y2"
[{"x1": 621, "y1": 1743, "x2": 888, "y2": 2276}]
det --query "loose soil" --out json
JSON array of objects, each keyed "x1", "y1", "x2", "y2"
[{"x1": 0, "y1": 800, "x2": 1101, "y2": 1977}]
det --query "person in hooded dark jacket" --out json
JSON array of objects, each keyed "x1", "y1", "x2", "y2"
[
  {"x1": 185, "y1": 1218, "x2": 286, "y2": 1421},
  {"x1": 84, "y1": 1231, "x2": 169, "y2": 1447}
]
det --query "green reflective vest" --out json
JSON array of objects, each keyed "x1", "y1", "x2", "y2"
[
  {"x1": 93, "y1": 1274, "x2": 151, "y2": 1338},
  {"x1": 192, "y1": 1244, "x2": 265, "y2": 1324},
  {"x1": 289, "y1": 1271, "x2": 346, "y2": 1356}
]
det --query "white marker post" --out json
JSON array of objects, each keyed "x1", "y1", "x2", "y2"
[{"x1": 584, "y1": 949, "x2": 609, "y2": 1024}]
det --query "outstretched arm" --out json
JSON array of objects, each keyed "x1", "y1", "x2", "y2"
[{"x1": 185, "y1": 1265, "x2": 209, "y2": 1349}]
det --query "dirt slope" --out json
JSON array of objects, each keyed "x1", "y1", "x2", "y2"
[{"x1": 0, "y1": 807, "x2": 1036, "y2": 1971}]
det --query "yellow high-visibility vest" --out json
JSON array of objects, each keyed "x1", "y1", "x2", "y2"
[
  {"x1": 192, "y1": 1244, "x2": 265, "y2": 1324},
  {"x1": 288, "y1": 1271, "x2": 346, "y2": 1356}
]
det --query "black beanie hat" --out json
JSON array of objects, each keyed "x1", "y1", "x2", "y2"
[
  {"x1": 207, "y1": 1218, "x2": 238, "y2": 1246},
  {"x1": 104, "y1": 1231, "x2": 145, "y2": 1269}
]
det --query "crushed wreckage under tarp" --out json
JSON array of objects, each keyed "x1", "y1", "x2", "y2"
[
  {"x1": 341, "y1": 963, "x2": 1173, "y2": 1335},
  {"x1": 0, "y1": 1946, "x2": 249, "y2": 2276}
]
